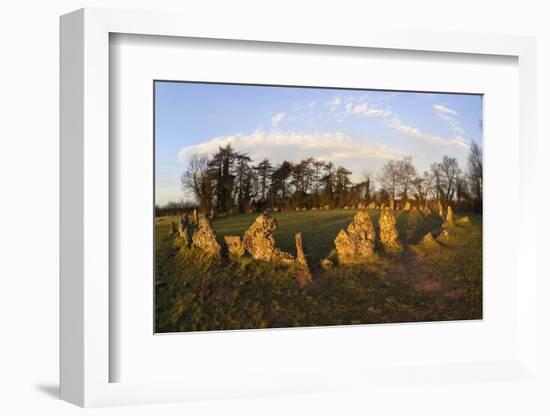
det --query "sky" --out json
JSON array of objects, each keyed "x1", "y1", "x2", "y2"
[{"x1": 155, "y1": 81, "x2": 483, "y2": 206}]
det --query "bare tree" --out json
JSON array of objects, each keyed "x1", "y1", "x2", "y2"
[
  {"x1": 412, "y1": 171, "x2": 433, "y2": 207},
  {"x1": 396, "y1": 156, "x2": 417, "y2": 202},
  {"x1": 181, "y1": 154, "x2": 212, "y2": 211},
  {"x1": 437, "y1": 155, "x2": 461, "y2": 207},
  {"x1": 379, "y1": 159, "x2": 400, "y2": 206},
  {"x1": 467, "y1": 141, "x2": 483, "y2": 212}
]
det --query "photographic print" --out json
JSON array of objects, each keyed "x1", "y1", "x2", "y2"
[{"x1": 154, "y1": 81, "x2": 483, "y2": 333}]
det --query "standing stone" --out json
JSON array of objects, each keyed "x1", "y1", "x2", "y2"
[
  {"x1": 191, "y1": 217, "x2": 221, "y2": 256},
  {"x1": 295, "y1": 232, "x2": 309, "y2": 268},
  {"x1": 193, "y1": 209, "x2": 198, "y2": 224},
  {"x1": 170, "y1": 221, "x2": 178, "y2": 235},
  {"x1": 224, "y1": 235, "x2": 245, "y2": 257},
  {"x1": 403, "y1": 201, "x2": 411, "y2": 211},
  {"x1": 379, "y1": 208, "x2": 403, "y2": 253},
  {"x1": 243, "y1": 214, "x2": 294, "y2": 263},
  {"x1": 444, "y1": 205, "x2": 454, "y2": 227},
  {"x1": 389, "y1": 199, "x2": 395, "y2": 210},
  {"x1": 295, "y1": 232, "x2": 312, "y2": 286},
  {"x1": 456, "y1": 216, "x2": 470, "y2": 225},
  {"x1": 178, "y1": 214, "x2": 192, "y2": 247},
  {"x1": 438, "y1": 201, "x2": 444, "y2": 218},
  {"x1": 419, "y1": 232, "x2": 438, "y2": 249},
  {"x1": 181, "y1": 212, "x2": 190, "y2": 227},
  {"x1": 368, "y1": 202, "x2": 376, "y2": 209},
  {"x1": 178, "y1": 222, "x2": 191, "y2": 247},
  {"x1": 320, "y1": 257, "x2": 334, "y2": 270},
  {"x1": 334, "y1": 211, "x2": 376, "y2": 263},
  {"x1": 381, "y1": 203, "x2": 386, "y2": 210}
]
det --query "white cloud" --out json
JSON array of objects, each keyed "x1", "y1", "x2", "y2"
[
  {"x1": 329, "y1": 97, "x2": 342, "y2": 111},
  {"x1": 388, "y1": 120, "x2": 469, "y2": 150},
  {"x1": 355, "y1": 104, "x2": 391, "y2": 118},
  {"x1": 433, "y1": 104, "x2": 467, "y2": 137},
  {"x1": 348, "y1": 102, "x2": 392, "y2": 119},
  {"x1": 328, "y1": 97, "x2": 468, "y2": 151},
  {"x1": 433, "y1": 104, "x2": 458, "y2": 116},
  {"x1": 177, "y1": 130, "x2": 405, "y2": 180},
  {"x1": 271, "y1": 112, "x2": 285, "y2": 128}
]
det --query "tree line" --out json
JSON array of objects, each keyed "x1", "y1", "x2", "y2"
[{"x1": 172, "y1": 142, "x2": 482, "y2": 215}]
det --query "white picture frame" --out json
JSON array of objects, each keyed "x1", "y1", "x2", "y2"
[{"x1": 60, "y1": 7, "x2": 538, "y2": 408}]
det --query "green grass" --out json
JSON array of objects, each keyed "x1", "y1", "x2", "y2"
[
  {"x1": 213, "y1": 209, "x2": 366, "y2": 263},
  {"x1": 155, "y1": 209, "x2": 482, "y2": 333}
]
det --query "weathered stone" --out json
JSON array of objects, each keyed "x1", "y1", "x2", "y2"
[
  {"x1": 311, "y1": 207, "x2": 317, "y2": 210},
  {"x1": 181, "y1": 213, "x2": 190, "y2": 227},
  {"x1": 180, "y1": 226, "x2": 192, "y2": 247},
  {"x1": 295, "y1": 232, "x2": 308, "y2": 267},
  {"x1": 191, "y1": 217, "x2": 221, "y2": 256},
  {"x1": 368, "y1": 202, "x2": 376, "y2": 209},
  {"x1": 277, "y1": 251, "x2": 295, "y2": 264},
  {"x1": 243, "y1": 214, "x2": 294, "y2": 263},
  {"x1": 334, "y1": 211, "x2": 376, "y2": 263},
  {"x1": 444, "y1": 206, "x2": 454, "y2": 228},
  {"x1": 412, "y1": 206, "x2": 418, "y2": 211},
  {"x1": 320, "y1": 257, "x2": 334, "y2": 270},
  {"x1": 170, "y1": 221, "x2": 178, "y2": 234},
  {"x1": 438, "y1": 201, "x2": 444, "y2": 218},
  {"x1": 380, "y1": 203, "x2": 386, "y2": 210},
  {"x1": 295, "y1": 207, "x2": 300, "y2": 211},
  {"x1": 379, "y1": 208, "x2": 403, "y2": 253},
  {"x1": 301, "y1": 207, "x2": 306, "y2": 211},
  {"x1": 294, "y1": 232, "x2": 312, "y2": 286},
  {"x1": 343, "y1": 206, "x2": 349, "y2": 210},
  {"x1": 403, "y1": 201, "x2": 411, "y2": 211},
  {"x1": 224, "y1": 235, "x2": 245, "y2": 257},
  {"x1": 456, "y1": 216, "x2": 470, "y2": 225},
  {"x1": 389, "y1": 199, "x2": 395, "y2": 210},
  {"x1": 193, "y1": 209, "x2": 198, "y2": 224},
  {"x1": 177, "y1": 213, "x2": 192, "y2": 246},
  {"x1": 323, "y1": 204, "x2": 330, "y2": 210},
  {"x1": 419, "y1": 232, "x2": 438, "y2": 249}
]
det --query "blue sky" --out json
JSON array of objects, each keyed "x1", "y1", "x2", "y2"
[{"x1": 155, "y1": 81, "x2": 482, "y2": 205}]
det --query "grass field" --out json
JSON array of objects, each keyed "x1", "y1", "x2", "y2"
[
  {"x1": 212, "y1": 209, "x2": 444, "y2": 264},
  {"x1": 155, "y1": 209, "x2": 482, "y2": 333}
]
